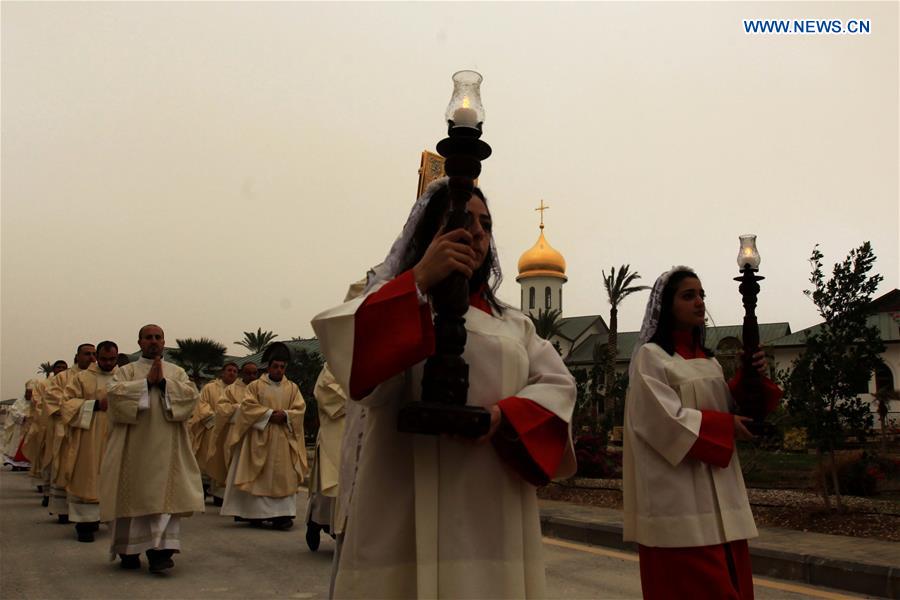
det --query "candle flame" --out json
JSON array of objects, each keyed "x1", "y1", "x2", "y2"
[{"x1": 462, "y1": 96, "x2": 470, "y2": 109}]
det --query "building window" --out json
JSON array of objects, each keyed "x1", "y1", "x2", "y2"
[
  {"x1": 545, "y1": 287, "x2": 551, "y2": 309},
  {"x1": 529, "y1": 287, "x2": 535, "y2": 309},
  {"x1": 875, "y1": 362, "x2": 895, "y2": 393}
]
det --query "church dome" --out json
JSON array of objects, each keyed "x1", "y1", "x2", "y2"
[{"x1": 517, "y1": 226, "x2": 567, "y2": 282}]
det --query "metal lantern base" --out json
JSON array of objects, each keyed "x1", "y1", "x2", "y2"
[{"x1": 397, "y1": 402, "x2": 491, "y2": 438}]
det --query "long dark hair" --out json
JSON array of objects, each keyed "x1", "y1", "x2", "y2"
[
  {"x1": 396, "y1": 183, "x2": 504, "y2": 315},
  {"x1": 648, "y1": 269, "x2": 713, "y2": 357}
]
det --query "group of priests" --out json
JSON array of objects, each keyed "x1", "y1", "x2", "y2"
[{"x1": 10, "y1": 324, "x2": 345, "y2": 575}]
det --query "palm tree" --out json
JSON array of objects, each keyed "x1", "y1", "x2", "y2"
[
  {"x1": 235, "y1": 328, "x2": 278, "y2": 355},
  {"x1": 602, "y1": 265, "x2": 650, "y2": 412},
  {"x1": 528, "y1": 308, "x2": 563, "y2": 341},
  {"x1": 169, "y1": 338, "x2": 227, "y2": 383},
  {"x1": 37, "y1": 361, "x2": 53, "y2": 376}
]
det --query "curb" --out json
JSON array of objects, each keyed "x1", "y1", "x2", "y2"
[{"x1": 539, "y1": 514, "x2": 899, "y2": 599}]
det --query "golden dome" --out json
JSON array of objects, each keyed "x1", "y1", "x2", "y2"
[{"x1": 517, "y1": 225, "x2": 567, "y2": 282}]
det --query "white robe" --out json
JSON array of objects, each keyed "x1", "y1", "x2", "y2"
[
  {"x1": 623, "y1": 343, "x2": 758, "y2": 547},
  {"x1": 312, "y1": 292, "x2": 576, "y2": 599}
]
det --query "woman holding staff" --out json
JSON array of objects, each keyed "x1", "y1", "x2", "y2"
[
  {"x1": 623, "y1": 266, "x2": 782, "y2": 600},
  {"x1": 312, "y1": 178, "x2": 576, "y2": 599}
]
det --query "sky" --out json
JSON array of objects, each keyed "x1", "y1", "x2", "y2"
[{"x1": 2, "y1": 1, "x2": 898, "y2": 400}]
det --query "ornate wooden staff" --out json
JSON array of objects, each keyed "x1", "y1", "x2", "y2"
[
  {"x1": 397, "y1": 71, "x2": 493, "y2": 438},
  {"x1": 734, "y1": 234, "x2": 768, "y2": 435}
]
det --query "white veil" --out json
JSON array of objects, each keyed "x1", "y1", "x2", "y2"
[
  {"x1": 363, "y1": 177, "x2": 502, "y2": 295},
  {"x1": 628, "y1": 265, "x2": 696, "y2": 378}
]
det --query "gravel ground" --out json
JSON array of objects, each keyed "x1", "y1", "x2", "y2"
[{"x1": 538, "y1": 479, "x2": 900, "y2": 542}]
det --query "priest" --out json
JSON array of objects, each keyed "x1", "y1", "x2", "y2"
[
  {"x1": 101, "y1": 324, "x2": 204, "y2": 573},
  {"x1": 206, "y1": 361, "x2": 258, "y2": 507},
  {"x1": 221, "y1": 343, "x2": 307, "y2": 530},
  {"x1": 189, "y1": 362, "x2": 238, "y2": 502},
  {"x1": 59, "y1": 340, "x2": 118, "y2": 542},
  {"x1": 46, "y1": 345, "x2": 96, "y2": 522},
  {"x1": 23, "y1": 361, "x2": 67, "y2": 500},
  {"x1": 304, "y1": 364, "x2": 346, "y2": 551}
]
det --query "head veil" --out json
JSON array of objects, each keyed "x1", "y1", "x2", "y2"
[
  {"x1": 629, "y1": 265, "x2": 696, "y2": 378},
  {"x1": 363, "y1": 176, "x2": 502, "y2": 295}
]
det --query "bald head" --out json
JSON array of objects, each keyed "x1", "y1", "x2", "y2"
[
  {"x1": 138, "y1": 324, "x2": 165, "y2": 359},
  {"x1": 138, "y1": 324, "x2": 164, "y2": 339}
]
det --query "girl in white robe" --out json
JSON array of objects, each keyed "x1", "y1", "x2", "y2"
[
  {"x1": 312, "y1": 178, "x2": 576, "y2": 599},
  {"x1": 623, "y1": 267, "x2": 782, "y2": 600}
]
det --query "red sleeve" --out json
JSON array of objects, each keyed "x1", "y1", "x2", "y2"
[
  {"x1": 493, "y1": 396, "x2": 568, "y2": 486},
  {"x1": 686, "y1": 410, "x2": 734, "y2": 468},
  {"x1": 728, "y1": 370, "x2": 784, "y2": 415},
  {"x1": 349, "y1": 270, "x2": 435, "y2": 399}
]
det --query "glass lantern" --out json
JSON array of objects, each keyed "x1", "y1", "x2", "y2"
[
  {"x1": 445, "y1": 70, "x2": 485, "y2": 130},
  {"x1": 737, "y1": 234, "x2": 761, "y2": 270}
]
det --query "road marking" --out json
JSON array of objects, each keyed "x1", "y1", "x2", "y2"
[
  {"x1": 542, "y1": 537, "x2": 862, "y2": 599},
  {"x1": 543, "y1": 537, "x2": 638, "y2": 562}
]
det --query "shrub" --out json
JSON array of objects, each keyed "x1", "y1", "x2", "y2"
[
  {"x1": 782, "y1": 428, "x2": 809, "y2": 452},
  {"x1": 813, "y1": 450, "x2": 900, "y2": 497},
  {"x1": 574, "y1": 434, "x2": 622, "y2": 478}
]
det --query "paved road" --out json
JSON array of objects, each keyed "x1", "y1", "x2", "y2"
[{"x1": 0, "y1": 471, "x2": 866, "y2": 599}]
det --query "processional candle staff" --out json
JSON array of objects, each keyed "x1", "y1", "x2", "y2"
[
  {"x1": 734, "y1": 234, "x2": 768, "y2": 434},
  {"x1": 397, "y1": 70, "x2": 493, "y2": 438}
]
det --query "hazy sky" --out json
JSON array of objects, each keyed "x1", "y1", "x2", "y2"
[{"x1": 2, "y1": 1, "x2": 897, "y2": 400}]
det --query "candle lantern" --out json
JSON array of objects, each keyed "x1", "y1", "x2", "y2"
[
  {"x1": 737, "y1": 234, "x2": 761, "y2": 270},
  {"x1": 397, "y1": 71, "x2": 492, "y2": 438},
  {"x1": 445, "y1": 70, "x2": 486, "y2": 131},
  {"x1": 734, "y1": 234, "x2": 768, "y2": 434}
]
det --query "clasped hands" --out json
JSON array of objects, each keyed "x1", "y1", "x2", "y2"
[
  {"x1": 146, "y1": 356, "x2": 165, "y2": 388},
  {"x1": 269, "y1": 410, "x2": 288, "y2": 425}
]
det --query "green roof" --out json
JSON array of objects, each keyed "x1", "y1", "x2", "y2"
[
  {"x1": 233, "y1": 339, "x2": 321, "y2": 366},
  {"x1": 566, "y1": 322, "x2": 792, "y2": 366},
  {"x1": 556, "y1": 315, "x2": 607, "y2": 341},
  {"x1": 769, "y1": 312, "x2": 900, "y2": 347}
]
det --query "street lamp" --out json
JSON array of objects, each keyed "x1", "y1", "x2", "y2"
[
  {"x1": 397, "y1": 71, "x2": 493, "y2": 438},
  {"x1": 734, "y1": 234, "x2": 768, "y2": 434}
]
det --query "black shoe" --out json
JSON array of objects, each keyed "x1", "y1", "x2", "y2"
[
  {"x1": 272, "y1": 517, "x2": 294, "y2": 531},
  {"x1": 75, "y1": 523, "x2": 95, "y2": 543},
  {"x1": 119, "y1": 554, "x2": 141, "y2": 569},
  {"x1": 146, "y1": 549, "x2": 175, "y2": 573},
  {"x1": 57, "y1": 514, "x2": 69, "y2": 524},
  {"x1": 88, "y1": 521, "x2": 100, "y2": 532},
  {"x1": 305, "y1": 523, "x2": 321, "y2": 551},
  {"x1": 248, "y1": 518, "x2": 264, "y2": 528},
  {"x1": 41, "y1": 496, "x2": 49, "y2": 507},
  {"x1": 233, "y1": 516, "x2": 245, "y2": 522}
]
